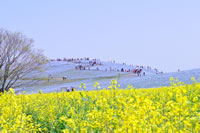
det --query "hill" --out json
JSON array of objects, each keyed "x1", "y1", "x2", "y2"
[{"x1": 16, "y1": 59, "x2": 200, "y2": 93}]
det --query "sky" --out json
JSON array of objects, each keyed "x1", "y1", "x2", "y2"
[{"x1": 0, "y1": 0, "x2": 200, "y2": 72}]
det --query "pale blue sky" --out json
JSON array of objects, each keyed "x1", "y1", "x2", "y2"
[{"x1": 0, "y1": 0, "x2": 200, "y2": 72}]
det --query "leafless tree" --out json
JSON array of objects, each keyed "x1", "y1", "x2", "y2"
[{"x1": 0, "y1": 29, "x2": 47, "y2": 92}]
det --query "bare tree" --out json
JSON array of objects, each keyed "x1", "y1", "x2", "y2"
[{"x1": 0, "y1": 29, "x2": 47, "y2": 92}]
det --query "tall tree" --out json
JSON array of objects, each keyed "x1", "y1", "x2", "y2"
[{"x1": 0, "y1": 29, "x2": 46, "y2": 92}]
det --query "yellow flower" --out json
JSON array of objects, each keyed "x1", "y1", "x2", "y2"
[{"x1": 193, "y1": 96, "x2": 198, "y2": 102}]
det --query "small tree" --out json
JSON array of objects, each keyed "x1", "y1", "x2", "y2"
[{"x1": 0, "y1": 29, "x2": 46, "y2": 92}]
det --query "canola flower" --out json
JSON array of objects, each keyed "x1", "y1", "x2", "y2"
[{"x1": 0, "y1": 78, "x2": 200, "y2": 132}]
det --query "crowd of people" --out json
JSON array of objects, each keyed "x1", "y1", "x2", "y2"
[
  {"x1": 75, "y1": 63, "x2": 150, "y2": 77},
  {"x1": 60, "y1": 86, "x2": 75, "y2": 92},
  {"x1": 50, "y1": 57, "x2": 91, "y2": 63},
  {"x1": 72, "y1": 59, "x2": 164, "y2": 77},
  {"x1": 75, "y1": 59, "x2": 102, "y2": 70},
  {"x1": 49, "y1": 58, "x2": 163, "y2": 78}
]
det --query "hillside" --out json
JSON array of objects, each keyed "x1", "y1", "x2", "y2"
[{"x1": 17, "y1": 59, "x2": 200, "y2": 93}]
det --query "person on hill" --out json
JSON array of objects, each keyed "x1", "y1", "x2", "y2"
[
  {"x1": 71, "y1": 87, "x2": 75, "y2": 91},
  {"x1": 143, "y1": 72, "x2": 146, "y2": 76},
  {"x1": 48, "y1": 74, "x2": 53, "y2": 82},
  {"x1": 66, "y1": 88, "x2": 70, "y2": 92},
  {"x1": 136, "y1": 70, "x2": 140, "y2": 76},
  {"x1": 62, "y1": 76, "x2": 67, "y2": 81},
  {"x1": 136, "y1": 69, "x2": 142, "y2": 76},
  {"x1": 133, "y1": 69, "x2": 137, "y2": 73}
]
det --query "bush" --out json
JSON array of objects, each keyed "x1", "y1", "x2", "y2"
[{"x1": 0, "y1": 79, "x2": 200, "y2": 132}]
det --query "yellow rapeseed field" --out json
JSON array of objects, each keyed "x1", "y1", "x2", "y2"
[{"x1": 0, "y1": 78, "x2": 200, "y2": 132}]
